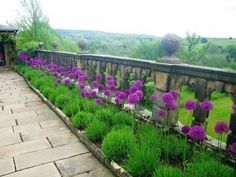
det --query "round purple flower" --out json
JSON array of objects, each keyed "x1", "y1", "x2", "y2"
[
  {"x1": 165, "y1": 102, "x2": 177, "y2": 110},
  {"x1": 115, "y1": 97, "x2": 121, "y2": 104},
  {"x1": 188, "y1": 125, "x2": 206, "y2": 141},
  {"x1": 108, "y1": 84, "x2": 116, "y2": 91},
  {"x1": 230, "y1": 143, "x2": 236, "y2": 153},
  {"x1": 63, "y1": 78, "x2": 71, "y2": 85},
  {"x1": 232, "y1": 104, "x2": 236, "y2": 114},
  {"x1": 79, "y1": 84, "x2": 85, "y2": 90},
  {"x1": 150, "y1": 95, "x2": 157, "y2": 102},
  {"x1": 134, "y1": 80, "x2": 143, "y2": 89},
  {"x1": 78, "y1": 76, "x2": 85, "y2": 83},
  {"x1": 162, "y1": 92, "x2": 174, "y2": 104},
  {"x1": 156, "y1": 109, "x2": 166, "y2": 118},
  {"x1": 91, "y1": 81, "x2": 98, "y2": 88},
  {"x1": 80, "y1": 91, "x2": 85, "y2": 97},
  {"x1": 95, "y1": 98, "x2": 102, "y2": 105},
  {"x1": 200, "y1": 100, "x2": 213, "y2": 112},
  {"x1": 170, "y1": 90, "x2": 179, "y2": 100},
  {"x1": 181, "y1": 125, "x2": 190, "y2": 135},
  {"x1": 117, "y1": 91, "x2": 126, "y2": 100},
  {"x1": 214, "y1": 121, "x2": 229, "y2": 134},
  {"x1": 124, "y1": 89, "x2": 130, "y2": 96},
  {"x1": 130, "y1": 85, "x2": 138, "y2": 93},
  {"x1": 128, "y1": 93, "x2": 140, "y2": 105},
  {"x1": 135, "y1": 90, "x2": 144, "y2": 99},
  {"x1": 106, "y1": 76, "x2": 113, "y2": 81},
  {"x1": 84, "y1": 91, "x2": 90, "y2": 98},
  {"x1": 104, "y1": 90, "x2": 111, "y2": 97},
  {"x1": 98, "y1": 84, "x2": 105, "y2": 91},
  {"x1": 90, "y1": 90, "x2": 97, "y2": 97},
  {"x1": 184, "y1": 100, "x2": 197, "y2": 110},
  {"x1": 96, "y1": 73, "x2": 102, "y2": 81}
]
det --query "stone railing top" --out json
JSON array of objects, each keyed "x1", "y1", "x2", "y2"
[{"x1": 37, "y1": 50, "x2": 236, "y2": 84}]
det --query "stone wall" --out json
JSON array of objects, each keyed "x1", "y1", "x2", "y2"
[{"x1": 36, "y1": 50, "x2": 236, "y2": 148}]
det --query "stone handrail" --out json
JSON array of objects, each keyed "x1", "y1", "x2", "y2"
[{"x1": 36, "y1": 49, "x2": 236, "y2": 148}]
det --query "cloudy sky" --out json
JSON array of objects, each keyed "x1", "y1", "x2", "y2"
[{"x1": 1, "y1": 0, "x2": 236, "y2": 37}]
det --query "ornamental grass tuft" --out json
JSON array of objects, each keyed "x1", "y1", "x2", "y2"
[{"x1": 71, "y1": 111, "x2": 93, "y2": 129}]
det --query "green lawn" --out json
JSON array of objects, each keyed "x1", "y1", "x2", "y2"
[{"x1": 178, "y1": 86, "x2": 232, "y2": 142}]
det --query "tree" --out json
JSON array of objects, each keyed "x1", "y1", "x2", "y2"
[{"x1": 224, "y1": 45, "x2": 236, "y2": 62}]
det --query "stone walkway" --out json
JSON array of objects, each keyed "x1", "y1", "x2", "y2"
[{"x1": 0, "y1": 71, "x2": 115, "y2": 177}]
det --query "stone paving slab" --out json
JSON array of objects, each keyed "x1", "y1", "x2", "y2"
[{"x1": 0, "y1": 71, "x2": 114, "y2": 177}]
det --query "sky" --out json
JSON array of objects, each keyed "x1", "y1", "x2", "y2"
[{"x1": 1, "y1": 0, "x2": 236, "y2": 38}]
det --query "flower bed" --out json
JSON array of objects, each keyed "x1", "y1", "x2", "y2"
[{"x1": 15, "y1": 53, "x2": 236, "y2": 177}]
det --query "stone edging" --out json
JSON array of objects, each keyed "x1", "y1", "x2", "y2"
[{"x1": 17, "y1": 71, "x2": 132, "y2": 177}]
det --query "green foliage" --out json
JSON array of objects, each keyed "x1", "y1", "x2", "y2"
[
  {"x1": 71, "y1": 111, "x2": 93, "y2": 129},
  {"x1": 125, "y1": 145, "x2": 160, "y2": 177},
  {"x1": 48, "y1": 86, "x2": 69, "y2": 104},
  {"x1": 143, "y1": 81, "x2": 155, "y2": 110},
  {"x1": 153, "y1": 166, "x2": 185, "y2": 177},
  {"x1": 186, "y1": 152, "x2": 235, "y2": 177},
  {"x1": 111, "y1": 111, "x2": 134, "y2": 127},
  {"x1": 24, "y1": 70, "x2": 36, "y2": 81},
  {"x1": 85, "y1": 119, "x2": 109, "y2": 142},
  {"x1": 82, "y1": 100, "x2": 102, "y2": 113},
  {"x1": 95, "y1": 109, "x2": 113, "y2": 126},
  {"x1": 63, "y1": 101, "x2": 80, "y2": 117},
  {"x1": 102, "y1": 127, "x2": 136, "y2": 163},
  {"x1": 55, "y1": 94, "x2": 71, "y2": 109},
  {"x1": 41, "y1": 86, "x2": 55, "y2": 99}
]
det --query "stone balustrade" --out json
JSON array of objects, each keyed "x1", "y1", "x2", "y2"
[{"x1": 36, "y1": 49, "x2": 236, "y2": 149}]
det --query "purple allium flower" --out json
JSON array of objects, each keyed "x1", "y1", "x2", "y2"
[
  {"x1": 79, "y1": 84, "x2": 85, "y2": 90},
  {"x1": 91, "y1": 90, "x2": 97, "y2": 97},
  {"x1": 150, "y1": 95, "x2": 157, "y2": 102},
  {"x1": 98, "y1": 84, "x2": 105, "y2": 91},
  {"x1": 115, "y1": 97, "x2": 121, "y2": 104},
  {"x1": 78, "y1": 76, "x2": 85, "y2": 83},
  {"x1": 84, "y1": 90, "x2": 90, "y2": 98},
  {"x1": 181, "y1": 125, "x2": 190, "y2": 135},
  {"x1": 91, "y1": 81, "x2": 98, "y2": 88},
  {"x1": 124, "y1": 89, "x2": 130, "y2": 96},
  {"x1": 95, "y1": 98, "x2": 102, "y2": 105},
  {"x1": 128, "y1": 93, "x2": 140, "y2": 105},
  {"x1": 165, "y1": 102, "x2": 177, "y2": 110},
  {"x1": 130, "y1": 85, "x2": 138, "y2": 93},
  {"x1": 117, "y1": 91, "x2": 126, "y2": 100},
  {"x1": 63, "y1": 78, "x2": 71, "y2": 85},
  {"x1": 170, "y1": 90, "x2": 179, "y2": 100},
  {"x1": 135, "y1": 90, "x2": 144, "y2": 99},
  {"x1": 96, "y1": 73, "x2": 102, "y2": 81},
  {"x1": 214, "y1": 121, "x2": 229, "y2": 134},
  {"x1": 106, "y1": 76, "x2": 113, "y2": 81},
  {"x1": 184, "y1": 100, "x2": 197, "y2": 110},
  {"x1": 156, "y1": 109, "x2": 166, "y2": 118},
  {"x1": 134, "y1": 80, "x2": 143, "y2": 89},
  {"x1": 104, "y1": 90, "x2": 111, "y2": 97},
  {"x1": 69, "y1": 73, "x2": 75, "y2": 78},
  {"x1": 108, "y1": 84, "x2": 116, "y2": 91},
  {"x1": 80, "y1": 91, "x2": 85, "y2": 97},
  {"x1": 232, "y1": 104, "x2": 236, "y2": 114},
  {"x1": 188, "y1": 125, "x2": 206, "y2": 141},
  {"x1": 162, "y1": 92, "x2": 174, "y2": 104},
  {"x1": 107, "y1": 79, "x2": 115, "y2": 86},
  {"x1": 200, "y1": 100, "x2": 213, "y2": 112},
  {"x1": 77, "y1": 70, "x2": 84, "y2": 76},
  {"x1": 230, "y1": 143, "x2": 236, "y2": 153}
]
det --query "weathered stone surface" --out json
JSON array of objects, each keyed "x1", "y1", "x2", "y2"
[
  {"x1": 89, "y1": 167, "x2": 115, "y2": 177},
  {"x1": 155, "y1": 72, "x2": 169, "y2": 91},
  {"x1": 0, "y1": 158, "x2": 15, "y2": 176},
  {"x1": 195, "y1": 78, "x2": 207, "y2": 100},
  {"x1": 48, "y1": 133, "x2": 78, "y2": 147},
  {"x1": 13, "y1": 123, "x2": 41, "y2": 134},
  {"x1": 0, "y1": 133, "x2": 21, "y2": 147},
  {"x1": 0, "y1": 119, "x2": 16, "y2": 129},
  {"x1": 39, "y1": 119, "x2": 64, "y2": 128},
  {"x1": 3, "y1": 163, "x2": 61, "y2": 177}
]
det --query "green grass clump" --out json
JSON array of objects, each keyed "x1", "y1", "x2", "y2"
[
  {"x1": 153, "y1": 166, "x2": 185, "y2": 177},
  {"x1": 102, "y1": 127, "x2": 136, "y2": 163},
  {"x1": 186, "y1": 152, "x2": 235, "y2": 177},
  {"x1": 125, "y1": 145, "x2": 160, "y2": 177},
  {"x1": 85, "y1": 119, "x2": 109, "y2": 142},
  {"x1": 41, "y1": 86, "x2": 55, "y2": 99},
  {"x1": 95, "y1": 109, "x2": 113, "y2": 126},
  {"x1": 63, "y1": 101, "x2": 80, "y2": 117},
  {"x1": 49, "y1": 86, "x2": 69, "y2": 104},
  {"x1": 55, "y1": 94, "x2": 71, "y2": 109},
  {"x1": 71, "y1": 111, "x2": 93, "y2": 129},
  {"x1": 82, "y1": 100, "x2": 102, "y2": 113},
  {"x1": 24, "y1": 70, "x2": 37, "y2": 81},
  {"x1": 111, "y1": 111, "x2": 134, "y2": 127}
]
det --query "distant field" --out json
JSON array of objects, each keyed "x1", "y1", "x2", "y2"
[
  {"x1": 208, "y1": 38, "x2": 236, "y2": 47},
  {"x1": 178, "y1": 86, "x2": 232, "y2": 142}
]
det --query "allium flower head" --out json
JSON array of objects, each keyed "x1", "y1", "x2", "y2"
[
  {"x1": 128, "y1": 93, "x2": 140, "y2": 105},
  {"x1": 108, "y1": 84, "x2": 116, "y2": 91},
  {"x1": 98, "y1": 84, "x2": 105, "y2": 91},
  {"x1": 156, "y1": 109, "x2": 166, "y2": 118},
  {"x1": 96, "y1": 73, "x2": 102, "y2": 81},
  {"x1": 115, "y1": 97, "x2": 121, "y2": 104},
  {"x1": 170, "y1": 90, "x2": 179, "y2": 100},
  {"x1": 91, "y1": 90, "x2": 97, "y2": 97},
  {"x1": 117, "y1": 91, "x2": 126, "y2": 100},
  {"x1": 232, "y1": 104, "x2": 236, "y2": 114},
  {"x1": 162, "y1": 92, "x2": 174, "y2": 104},
  {"x1": 150, "y1": 95, "x2": 157, "y2": 102},
  {"x1": 188, "y1": 125, "x2": 205, "y2": 141},
  {"x1": 165, "y1": 102, "x2": 177, "y2": 110},
  {"x1": 79, "y1": 84, "x2": 85, "y2": 90},
  {"x1": 135, "y1": 90, "x2": 144, "y2": 99},
  {"x1": 200, "y1": 100, "x2": 213, "y2": 112},
  {"x1": 130, "y1": 85, "x2": 138, "y2": 93},
  {"x1": 214, "y1": 121, "x2": 229, "y2": 134},
  {"x1": 84, "y1": 90, "x2": 90, "y2": 98},
  {"x1": 95, "y1": 98, "x2": 102, "y2": 105},
  {"x1": 104, "y1": 90, "x2": 111, "y2": 97},
  {"x1": 106, "y1": 76, "x2": 113, "y2": 81},
  {"x1": 230, "y1": 143, "x2": 236, "y2": 153},
  {"x1": 91, "y1": 81, "x2": 98, "y2": 88},
  {"x1": 181, "y1": 125, "x2": 190, "y2": 135},
  {"x1": 184, "y1": 100, "x2": 197, "y2": 110},
  {"x1": 63, "y1": 78, "x2": 71, "y2": 85},
  {"x1": 134, "y1": 80, "x2": 143, "y2": 89}
]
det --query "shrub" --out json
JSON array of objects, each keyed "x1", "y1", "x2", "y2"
[
  {"x1": 95, "y1": 109, "x2": 113, "y2": 126},
  {"x1": 24, "y1": 70, "x2": 36, "y2": 81},
  {"x1": 55, "y1": 94, "x2": 71, "y2": 109},
  {"x1": 82, "y1": 100, "x2": 102, "y2": 113},
  {"x1": 63, "y1": 101, "x2": 80, "y2": 117},
  {"x1": 186, "y1": 152, "x2": 235, "y2": 177},
  {"x1": 125, "y1": 145, "x2": 161, "y2": 177},
  {"x1": 85, "y1": 119, "x2": 109, "y2": 142},
  {"x1": 49, "y1": 86, "x2": 69, "y2": 104},
  {"x1": 111, "y1": 111, "x2": 134, "y2": 127},
  {"x1": 71, "y1": 112, "x2": 93, "y2": 129},
  {"x1": 41, "y1": 87, "x2": 55, "y2": 99},
  {"x1": 102, "y1": 127, "x2": 136, "y2": 163},
  {"x1": 153, "y1": 166, "x2": 185, "y2": 177}
]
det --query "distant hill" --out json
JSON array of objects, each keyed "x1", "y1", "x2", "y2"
[{"x1": 55, "y1": 29, "x2": 159, "y2": 41}]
